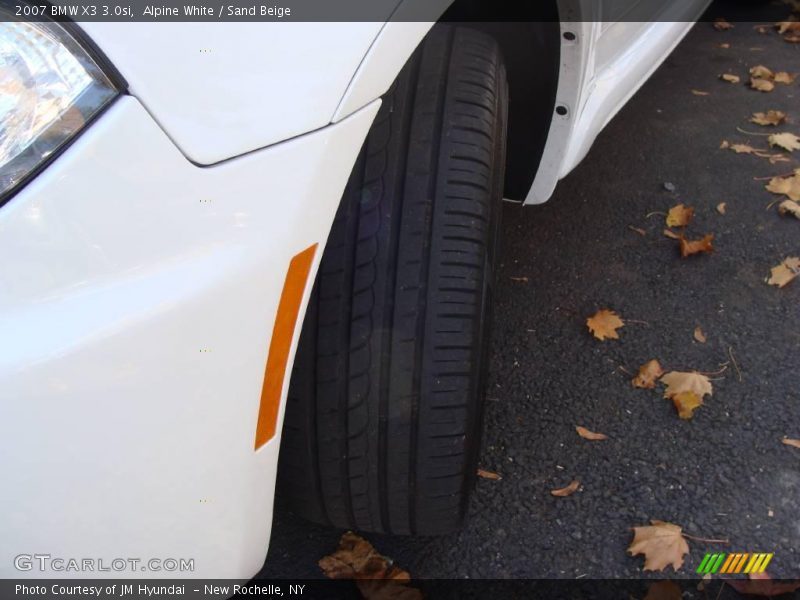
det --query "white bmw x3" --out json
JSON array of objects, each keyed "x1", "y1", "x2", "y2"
[{"x1": 1, "y1": 0, "x2": 709, "y2": 580}]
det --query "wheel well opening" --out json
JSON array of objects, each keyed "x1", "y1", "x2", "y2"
[{"x1": 439, "y1": 3, "x2": 562, "y2": 200}]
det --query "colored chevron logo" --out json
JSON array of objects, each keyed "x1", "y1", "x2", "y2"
[{"x1": 696, "y1": 553, "x2": 774, "y2": 574}]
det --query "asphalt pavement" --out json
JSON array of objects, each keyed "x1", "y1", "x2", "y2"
[{"x1": 259, "y1": 3, "x2": 800, "y2": 581}]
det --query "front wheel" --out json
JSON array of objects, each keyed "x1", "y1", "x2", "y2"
[{"x1": 277, "y1": 24, "x2": 508, "y2": 535}]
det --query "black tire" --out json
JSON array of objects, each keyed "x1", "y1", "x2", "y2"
[{"x1": 277, "y1": 25, "x2": 508, "y2": 535}]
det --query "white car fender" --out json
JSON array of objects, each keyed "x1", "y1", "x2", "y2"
[
  {"x1": 332, "y1": 0, "x2": 452, "y2": 121},
  {"x1": 79, "y1": 21, "x2": 389, "y2": 164}
]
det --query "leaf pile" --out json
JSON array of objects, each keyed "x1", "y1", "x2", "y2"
[{"x1": 748, "y1": 65, "x2": 795, "y2": 91}]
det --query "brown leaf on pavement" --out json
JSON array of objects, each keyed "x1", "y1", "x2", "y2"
[
  {"x1": 666, "y1": 204, "x2": 695, "y2": 227},
  {"x1": 319, "y1": 532, "x2": 422, "y2": 600},
  {"x1": 713, "y1": 17, "x2": 734, "y2": 31},
  {"x1": 550, "y1": 480, "x2": 581, "y2": 497},
  {"x1": 751, "y1": 110, "x2": 787, "y2": 126},
  {"x1": 733, "y1": 143, "x2": 760, "y2": 154},
  {"x1": 680, "y1": 234, "x2": 715, "y2": 258},
  {"x1": 632, "y1": 360, "x2": 665, "y2": 389},
  {"x1": 728, "y1": 573, "x2": 800, "y2": 597},
  {"x1": 720, "y1": 73, "x2": 740, "y2": 84},
  {"x1": 774, "y1": 71, "x2": 797, "y2": 84},
  {"x1": 768, "y1": 257, "x2": 800, "y2": 287},
  {"x1": 751, "y1": 78, "x2": 775, "y2": 92},
  {"x1": 782, "y1": 438, "x2": 800, "y2": 449},
  {"x1": 586, "y1": 309, "x2": 624, "y2": 341},
  {"x1": 694, "y1": 327, "x2": 707, "y2": 343},
  {"x1": 645, "y1": 581, "x2": 683, "y2": 600},
  {"x1": 661, "y1": 371, "x2": 713, "y2": 401},
  {"x1": 628, "y1": 521, "x2": 690, "y2": 572},
  {"x1": 716, "y1": 202, "x2": 727, "y2": 215},
  {"x1": 477, "y1": 468, "x2": 502, "y2": 480},
  {"x1": 766, "y1": 170, "x2": 800, "y2": 201},
  {"x1": 750, "y1": 65, "x2": 774, "y2": 79},
  {"x1": 576, "y1": 426, "x2": 608, "y2": 441},
  {"x1": 640, "y1": 368, "x2": 709, "y2": 421},
  {"x1": 672, "y1": 391, "x2": 704, "y2": 420},
  {"x1": 663, "y1": 229, "x2": 680, "y2": 240},
  {"x1": 777, "y1": 20, "x2": 800, "y2": 35},
  {"x1": 769, "y1": 132, "x2": 800, "y2": 152},
  {"x1": 778, "y1": 199, "x2": 800, "y2": 219}
]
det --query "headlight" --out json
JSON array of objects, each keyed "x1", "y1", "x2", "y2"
[{"x1": 0, "y1": 13, "x2": 120, "y2": 201}]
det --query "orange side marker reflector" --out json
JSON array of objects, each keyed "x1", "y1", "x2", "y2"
[{"x1": 254, "y1": 244, "x2": 317, "y2": 450}]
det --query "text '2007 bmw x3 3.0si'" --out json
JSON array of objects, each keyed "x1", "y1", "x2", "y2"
[{"x1": 0, "y1": 0, "x2": 709, "y2": 581}]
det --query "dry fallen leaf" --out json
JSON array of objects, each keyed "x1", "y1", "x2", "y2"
[
  {"x1": 477, "y1": 468, "x2": 502, "y2": 480},
  {"x1": 713, "y1": 17, "x2": 734, "y2": 31},
  {"x1": 782, "y1": 438, "x2": 800, "y2": 449},
  {"x1": 576, "y1": 426, "x2": 608, "y2": 441},
  {"x1": 767, "y1": 256, "x2": 800, "y2": 287},
  {"x1": 724, "y1": 142, "x2": 760, "y2": 154},
  {"x1": 586, "y1": 309, "x2": 624, "y2": 341},
  {"x1": 550, "y1": 480, "x2": 580, "y2": 497},
  {"x1": 777, "y1": 20, "x2": 800, "y2": 35},
  {"x1": 680, "y1": 234, "x2": 715, "y2": 258},
  {"x1": 666, "y1": 204, "x2": 694, "y2": 227},
  {"x1": 769, "y1": 132, "x2": 800, "y2": 152},
  {"x1": 774, "y1": 71, "x2": 797, "y2": 84},
  {"x1": 694, "y1": 327, "x2": 707, "y2": 343},
  {"x1": 663, "y1": 229, "x2": 680, "y2": 240},
  {"x1": 766, "y1": 170, "x2": 800, "y2": 201},
  {"x1": 720, "y1": 73, "x2": 740, "y2": 84},
  {"x1": 632, "y1": 359, "x2": 665, "y2": 389},
  {"x1": 751, "y1": 78, "x2": 775, "y2": 92},
  {"x1": 645, "y1": 581, "x2": 683, "y2": 600},
  {"x1": 691, "y1": 89, "x2": 710, "y2": 96},
  {"x1": 628, "y1": 520, "x2": 690, "y2": 572},
  {"x1": 751, "y1": 110, "x2": 787, "y2": 126},
  {"x1": 787, "y1": 33, "x2": 800, "y2": 43},
  {"x1": 779, "y1": 199, "x2": 800, "y2": 219},
  {"x1": 728, "y1": 573, "x2": 800, "y2": 597},
  {"x1": 718, "y1": 42, "x2": 731, "y2": 49},
  {"x1": 750, "y1": 65, "x2": 774, "y2": 79},
  {"x1": 661, "y1": 371, "x2": 713, "y2": 401},
  {"x1": 509, "y1": 276, "x2": 529, "y2": 283},
  {"x1": 319, "y1": 532, "x2": 422, "y2": 600},
  {"x1": 716, "y1": 202, "x2": 727, "y2": 215},
  {"x1": 671, "y1": 391, "x2": 703, "y2": 420}
]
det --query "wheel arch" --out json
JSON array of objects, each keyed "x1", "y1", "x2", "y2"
[
  {"x1": 333, "y1": 0, "x2": 562, "y2": 202},
  {"x1": 462, "y1": 20, "x2": 561, "y2": 200}
]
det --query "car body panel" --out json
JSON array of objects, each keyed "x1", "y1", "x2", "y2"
[
  {"x1": 526, "y1": 0, "x2": 710, "y2": 203},
  {"x1": 79, "y1": 21, "x2": 386, "y2": 164},
  {"x1": 0, "y1": 96, "x2": 380, "y2": 579}
]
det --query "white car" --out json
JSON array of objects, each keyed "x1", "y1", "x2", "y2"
[{"x1": 1, "y1": 0, "x2": 709, "y2": 580}]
